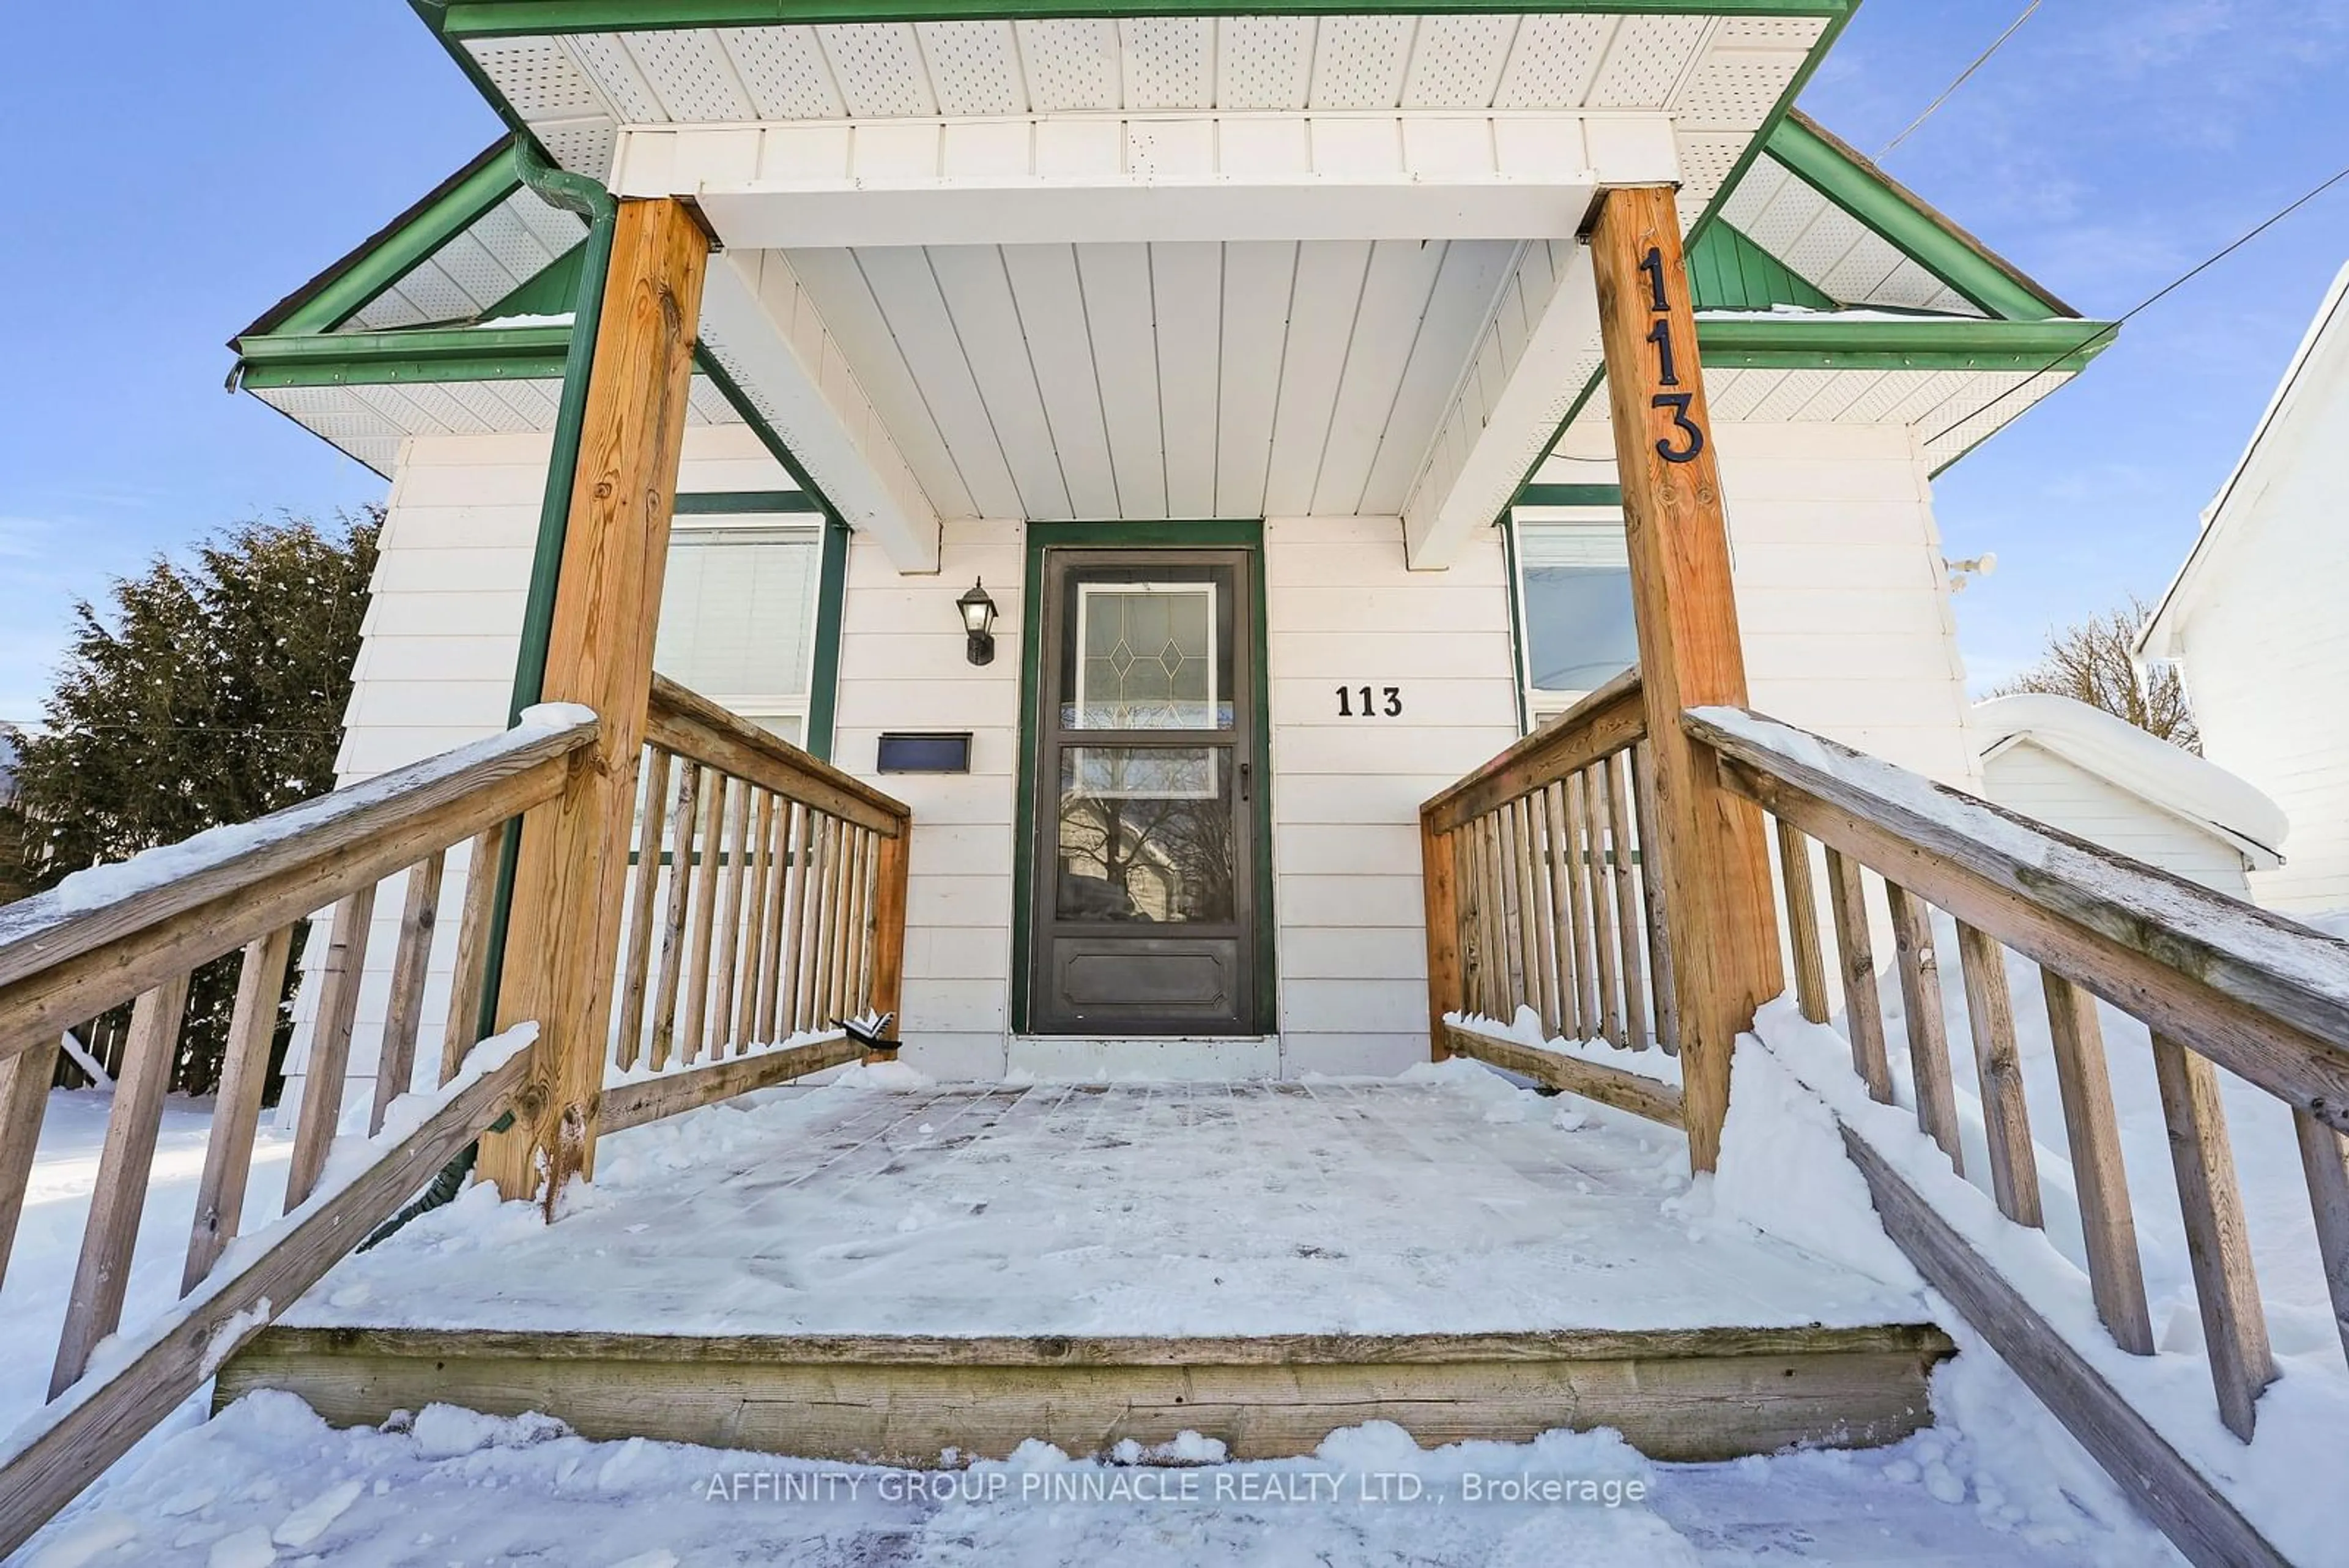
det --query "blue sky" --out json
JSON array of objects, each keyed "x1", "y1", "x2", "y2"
[{"x1": 2, "y1": 1, "x2": 2345, "y2": 722}]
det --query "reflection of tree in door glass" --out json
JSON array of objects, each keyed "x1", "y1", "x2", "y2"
[{"x1": 1055, "y1": 751, "x2": 1234, "y2": 924}]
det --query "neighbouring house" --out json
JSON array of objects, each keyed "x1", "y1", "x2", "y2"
[
  {"x1": 2139, "y1": 260, "x2": 2349, "y2": 917},
  {"x1": 224, "y1": 15, "x2": 2112, "y2": 1109},
  {"x1": 1973, "y1": 692, "x2": 2285, "y2": 899}
]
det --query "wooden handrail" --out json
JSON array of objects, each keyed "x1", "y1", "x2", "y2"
[
  {"x1": 648, "y1": 674, "x2": 908, "y2": 837},
  {"x1": 0, "y1": 714, "x2": 598, "y2": 1058},
  {"x1": 1421, "y1": 669, "x2": 1646, "y2": 834},
  {"x1": 1684, "y1": 707, "x2": 2349, "y2": 1123}
]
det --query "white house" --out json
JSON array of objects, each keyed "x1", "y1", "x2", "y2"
[
  {"x1": 226, "y1": 9, "x2": 2115, "y2": 1102},
  {"x1": 1973, "y1": 692, "x2": 2285, "y2": 898},
  {"x1": 2139, "y1": 260, "x2": 2349, "y2": 916}
]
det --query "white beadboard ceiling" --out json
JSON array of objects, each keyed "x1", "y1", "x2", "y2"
[
  {"x1": 468, "y1": 13, "x2": 1827, "y2": 226},
  {"x1": 783, "y1": 237, "x2": 1521, "y2": 521},
  {"x1": 1718, "y1": 152, "x2": 1984, "y2": 318},
  {"x1": 341, "y1": 187, "x2": 588, "y2": 333}
]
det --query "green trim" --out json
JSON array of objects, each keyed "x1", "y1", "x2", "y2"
[
  {"x1": 1516, "y1": 484, "x2": 1624, "y2": 508},
  {"x1": 1496, "y1": 513, "x2": 1529, "y2": 735},
  {"x1": 1688, "y1": 225, "x2": 1833, "y2": 313},
  {"x1": 480, "y1": 240, "x2": 587, "y2": 321},
  {"x1": 1694, "y1": 313, "x2": 2115, "y2": 371},
  {"x1": 804, "y1": 514, "x2": 852, "y2": 762},
  {"x1": 279, "y1": 149, "x2": 527, "y2": 336},
  {"x1": 445, "y1": 0, "x2": 1849, "y2": 37},
  {"x1": 1009, "y1": 519, "x2": 1276, "y2": 1036},
  {"x1": 674, "y1": 491, "x2": 824, "y2": 515},
  {"x1": 234, "y1": 325, "x2": 570, "y2": 388},
  {"x1": 1766, "y1": 113, "x2": 2070, "y2": 322}
]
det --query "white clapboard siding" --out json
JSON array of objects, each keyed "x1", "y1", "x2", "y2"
[
  {"x1": 1265, "y1": 516, "x2": 1522, "y2": 1076},
  {"x1": 832, "y1": 519, "x2": 1023, "y2": 1081},
  {"x1": 278, "y1": 426, "x2": 801, "y2": 1126},
  {"x1": 1981, "y1": 740, "x2": 2254, "y2": 897}
]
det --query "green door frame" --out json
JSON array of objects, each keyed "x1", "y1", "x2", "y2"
[{"x1": 1012, "y1": 520, "x2": 1276, "y2": 1036}]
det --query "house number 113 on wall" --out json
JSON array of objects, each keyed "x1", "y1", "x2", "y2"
[
  {"x1": 1638, "y1": 245, "x2": 1706, "y2": 465},
  {"x1": 1336, "y1": 686, "x2": 1403, "y2": 717}
]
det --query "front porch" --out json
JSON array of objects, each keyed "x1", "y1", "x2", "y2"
[{"x1": 221, "y1": 1074, "x2": 1948, "y2": 1465}]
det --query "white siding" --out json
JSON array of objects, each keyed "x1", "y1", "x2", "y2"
[
  {"x1": 281, "y1": 426, "x2": 799, "y2": 1126},
  {"x1": 1981, "y1": 740, "x2": 2252, "y2": 897},
  {"x1": 832, "y1": 519, "x2": 1022, "y2": 1080},
  {"x1": 1264, "y1": 516, "x2": 1521, "y2": 1076}
]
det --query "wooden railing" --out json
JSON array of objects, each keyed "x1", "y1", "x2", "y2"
[
  {"x1": 1420, "y1": 672, "x2": 1677, "y2": 1076},
  {"x1": 0, "y1": 710, "x2": 599, "y2": 1558},
  {"x1": 1687, "y1": 705, "x2": 2349, "y2": 1567},
  {"x1": 603, "y1": 676, "x2": 910, "y2": 1121}
]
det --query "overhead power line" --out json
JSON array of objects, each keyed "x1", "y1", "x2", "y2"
[
  {"x1": 1879, "y1": 0, "x2": 2044, "y2": 158},
  {"x1": 1924, "y1": 158, "x2": 2349, "y2": 448}
]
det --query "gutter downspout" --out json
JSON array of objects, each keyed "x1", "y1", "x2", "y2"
[{"x1": 476, "y1": 141, "x2": 619, "y2": 1049}]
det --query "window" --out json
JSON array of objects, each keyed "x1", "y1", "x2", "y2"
[
  {"x1": 653, "y1": 519, "x2": 823, "y2": 743},
  {"x1": 1514, "y1": 508, "x2": 1638, "y2": 717}
]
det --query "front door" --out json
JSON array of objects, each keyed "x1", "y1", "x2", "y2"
[{"x1": 1028, "y1": 548, "x2": 1260, "y2": 1035}]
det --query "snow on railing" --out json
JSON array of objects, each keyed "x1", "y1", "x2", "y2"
[{"x1": 1687, "y1": 703, "x2": 2349, "y2": 1568}]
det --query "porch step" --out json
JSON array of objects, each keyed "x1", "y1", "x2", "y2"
[{"x1": 217, "y1": 1321, "x2": 1953, "y2": 1465}]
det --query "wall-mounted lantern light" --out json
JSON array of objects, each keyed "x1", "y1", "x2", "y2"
[{"x1": 958, "y1": 578, "x2": 998, "y2": 666}]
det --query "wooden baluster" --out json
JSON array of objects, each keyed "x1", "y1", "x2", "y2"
[
  {"x1": 1602, "y1": 752, "x2": 1649, "y2": 1050},
  {"x1": 371, "y1": 851, "x2": 447, "y2": 1135},
  {"x1": 870, "y1": 821, "x2": 911, "y2": 1033},
  {"x1": 852, "y1": 825, "x2": 880, "y2": 1014},
  {"x1": 1820, "y1": 849, "x2": 1894, "y2": 1106},
  {"x1": 2151, "y1": 1032, "x2": 2276, "y2": 1440},
  {"x1": 53, "y1": 975, "x2": 190, "y2": 1397},
  {"x1": 736, "y1": 790, "x2": 777, "y2": 1048},
  {"x1": 1774, "y1": 820, "x2": 1830, "y2": 1025},
  {"x1": 650, "y1": 764, "x2": 705, "y2": 1072},
  {"x1": 1524, "y1": 792, "x2": 1562, "y2": 1039},
  {"x1": 615, "y1": 748, "x2": 674, "y2": 1071},
  {"x1": 182, "y1": 927, "x2": 296, "y2": 1294},
  {"x1": 1583, "y1": 765, "x2": 1624, "y2": 1046},
  {"x1": 1494, "y1": 799, "x2": 1526, "y2": 1018},
  {"x1": 1539, "y1": 784, "x2": 1578, "y2": 1041},
  {"x1": 1885, "y1": 883, "x2": 1961, "y2": 1157},
  {"x1": 1564, "y1": 773, "x2": 1601, "y2": 1039},
  {"x1": 784, "y1": 808, "x2": 822, "y2": 1044},
  {"x1": 286, "y1": 885, "x2": 377, "y2": 1211},
  {"x1": 1630, "y1": 745, "x2": 1679, "y2": 1053},
  {"x1": 2294, "y1": 1110, "x2": 2349, "y2": 1367},
  {"x1": 1954, "y1": 921, "x2": 2043, "y2": 1228},
  {"x1": 680, "y1": 775, "x2": 731, "y2": 1066},
  {"x1": 755, "y1": 802, "x2": 796, "y2": 1045},
  {"x1": 827, "y1": 820, "x2": 861, "y2": 1025},
  {"x1": 0, "y1": 1035, "x2": 61, "y2": 1290},
  {"x1": 803, "y1": 816, "x2": 839, "y2": 1034},
  {"x1": 440, "y1": 822, "x2": 508, "y2": 1084},
  {"x1": 1482, "y1": 813, "x2": 1511, "y2": 1020},
  {"x1": 711, "y1": 778, "x2": 755, "y2": 1057},
  {"x1": 2039, "y1": 970, "x2": 2154, "y2": 1354},
  {"x1": 1421, "y1": 812, "x2": 1463, "y2": 1055},
  {"x1": 1457, "y1": 818, "x2": 1487, "y2": 1019}
]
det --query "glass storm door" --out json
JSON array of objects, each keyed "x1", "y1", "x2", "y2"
[{"x1": 1029, "y1": 549, "x2": 1259, "y2": 1035}]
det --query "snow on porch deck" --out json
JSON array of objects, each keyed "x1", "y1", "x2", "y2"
[{"x1": 286, "y1": 1066, "x2": 1923, "y2": 1339}]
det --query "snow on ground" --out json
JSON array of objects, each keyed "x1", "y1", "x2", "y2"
[
  {"x1": 7, "y1": 1056, "x2": 2184, "y2": 1564},
  {"x1": 0, "y1": 1090, "x2": 295, "y2": 1443},
  {"x1": 273, "y1": 1068, "x2": 1918, "y2": 1339}
]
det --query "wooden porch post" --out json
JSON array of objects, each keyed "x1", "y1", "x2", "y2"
[
  {"x1": 475, "y1": 198, "x2": 712, "y2": 1205},
  {"x1": 1589, "y1": 185, "x2": 1783, "y2": 1172}
]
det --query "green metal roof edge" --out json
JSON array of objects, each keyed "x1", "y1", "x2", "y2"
[
  {"x1": 1696, "y1": 313, "x2": 2116, "y2": 371},
  {"x1": 439, "y1": 0, "x2": 1849, "y2": 35},
  {"x1": 235, "y1": 325, "x2": 574, "y2": 388},
  {"x1": 1765, "y1": 111, "x2": 2076, "y2": 322}
]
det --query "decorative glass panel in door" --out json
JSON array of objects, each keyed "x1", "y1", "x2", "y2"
[{"x1": 1030, "y1": 552, "x2": 1259, "y2": 1034}]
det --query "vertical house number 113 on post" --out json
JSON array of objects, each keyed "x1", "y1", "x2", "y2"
[{"x1": 1638, "y1": 246, "x2": 1706, "y2": 464}]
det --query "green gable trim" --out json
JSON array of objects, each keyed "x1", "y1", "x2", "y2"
[
  {"x1": 480, "y1": 240, "x2": 587, "y2": 322},
  {"x1": 1766, "y1": 114, "x2": 2072, "y2": 324},
  {"x1": 272, "y1": 144, "x2": 529, "y2": 337},
  {"x1": 1516, "y1": 484, "x2": 1624, "y2": 508},
  {"x1": 1695, "y1": 314, "x2": 2115, "y2": 372},
  {"x1": 1688, "y1": 225, "x2": 1833, "y2": 313},
  {"x1": 234, "y1": 325, "x2": 571, "y2": 389},
  {"x1": 443, "y1": 0, "x2": 1849, "y2": 37}
]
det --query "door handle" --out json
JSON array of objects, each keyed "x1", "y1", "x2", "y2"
[{"x1": 1239, "y1": 761, "x2": 1252, "y2": 801}]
